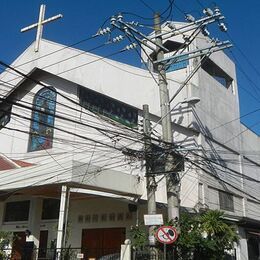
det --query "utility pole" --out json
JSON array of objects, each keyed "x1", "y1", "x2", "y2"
[
  {"x1": 154, "y1": 13, "x2": 180, "y2": 221},
  {"x1": 107, "y1": 4, "x2": 231, "y2": 223},
  {"x1": 143, "y1": 104, "x2": 159, "y2": 260},
  {"x1": 143, "y1": 104, "x2": 157, "y2": 245}
]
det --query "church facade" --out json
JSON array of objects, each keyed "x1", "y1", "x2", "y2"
[{"x1": 0, "y1": 21, "x2": 259, "y2": 260}]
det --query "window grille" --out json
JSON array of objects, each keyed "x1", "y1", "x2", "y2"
[{"x1": 219, "y1": 190, "x2": 234, "y2": 212}]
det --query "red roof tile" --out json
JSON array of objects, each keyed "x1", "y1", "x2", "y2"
[
  {"x1": 0, "y1": 157, "x2": 34, "y2": 171},
  {"x1": 12, "y1": 160, "x2": 34, "y2": 167},
  {"x1": 0, "y1": 157, "x2": 15, "y2": 170}
]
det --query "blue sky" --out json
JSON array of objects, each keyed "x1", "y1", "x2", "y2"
[{"x1": 1, "y1": 0, "x2": 260, "y2": 135}]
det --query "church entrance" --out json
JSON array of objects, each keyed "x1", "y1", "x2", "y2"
[
  {"x1": 38, "y1": 230, "x2": 49, "y2": 259},
  {"x1": 81, "y1": 228, "x2": 125, "y2": 260},
  {"x1": 11, "y1": 231, "x2": 26, "y2": 260}
]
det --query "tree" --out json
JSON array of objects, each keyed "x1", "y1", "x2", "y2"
[
  {"x1": 129, "y1": 210, "x2": 238, "y2": 259},
  {"x1": 0, "y1": 231, "x2": 14, "y2": 260},
  {"x1": 129, "y1": 224, "x2": 148, "y2": 251},
  {"x1": 175, "y1": 210, "x2": 238, "y2": 260}
]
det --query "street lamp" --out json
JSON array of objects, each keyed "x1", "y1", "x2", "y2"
[
  {"x1": 150, "y1": 96, "x2": 201, "y2": 132},
  {"x1": 182, "y1": 97, "x2": 200, "y2": 105}
]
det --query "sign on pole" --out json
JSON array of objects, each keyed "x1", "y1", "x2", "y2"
[
  {"x1": 76, "y1": 253, "x2": 84, "y2": 259},
  {"x1": 155, "y1": 226, "x2": 178, "y2": 244},
  {"x1": 144, "y1": 214, "x2": 163, "y2": 226}
]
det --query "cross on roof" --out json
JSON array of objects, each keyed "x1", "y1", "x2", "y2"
[{"x1": 21, "y1": 4, "x2": 63, "y2": 52}]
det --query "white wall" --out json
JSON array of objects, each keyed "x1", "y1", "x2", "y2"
[{"x1": 0, "y1": 35, "x2": 259, "y2": 225}]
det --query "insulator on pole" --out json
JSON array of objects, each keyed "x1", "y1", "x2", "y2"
[
  {"x1": 125, "y1": 43, "x2": 137, "y2": 50},
  {"x1": 168, "y1": 21, "x2": 176, "y2": 30},
  {"x1": 219, "y1": 22, "x2": 228, "y2": 32},
  {"x1": 185, "y1": 14, "x2": 195, "y2": 23},
  {"x1": 110, "y1": 16, "x2": 116, "y2": 25},
  {"x1": 214, "y1": 6, "x2": 221, "y2": 16},
  {"x1": 203, "y1": 8, "x2": 214, "y2": 17},
  {"x1": 117, "y1": 13, "x2": 123, "y2": 21},
  {"x1": 97, "y1": 27, "x2": 111, "y2": 35},
  {"x1": 112, "y1": 35, "x2": 124, "y2": 43},
  {"x1": 202, "y1": 27, "x2": 210, "y2": 37}
]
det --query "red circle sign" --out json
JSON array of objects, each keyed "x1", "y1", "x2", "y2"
[{"x1": 155, "y1": 226, "x2": 178, "y2": 244}]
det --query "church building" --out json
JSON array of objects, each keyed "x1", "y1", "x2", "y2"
[{"x1": 0, "y1": 5, "x2": 260, "y2": 260}]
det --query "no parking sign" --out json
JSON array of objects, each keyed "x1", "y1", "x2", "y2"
[{"x1": 155, "y1": 226, "x2": 178, "y2": 244}]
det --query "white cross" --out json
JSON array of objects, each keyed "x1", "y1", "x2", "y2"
[{"x1": 21, "y1": 4, "x2": 63, "y2": 52}]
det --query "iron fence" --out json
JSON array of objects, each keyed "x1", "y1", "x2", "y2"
[
  {"x1": 132, "y1": 248, "x2": 175, "y2": 260},
  {"x1": 1, "y1": 247, "x2": 120, "y2": 260}
]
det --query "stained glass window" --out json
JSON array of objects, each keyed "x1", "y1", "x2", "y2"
[
  {"x1": 28, "y1": 87, "x2": 56, "y2": 152},
  {"x1": 79, "y1": 86, "x2": 138, "y2": 127}
]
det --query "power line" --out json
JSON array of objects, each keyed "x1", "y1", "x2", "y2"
[
  {"x1": 188, "y1": 159, "x2": 260, "y2": 204},
  {"x1": 121, "y1": 0, "x2": 175, "y2": 25},
  {"x1": 229, "y1": 50, "x2": 260, "y2": 99},
  {"x1": 0, "y1": 52, "x2": 145, "y2": 139},
  {"x1": 0, "y1": 97, "x2": 143, "y2": 143},
  {"x1": 172, "y1": 2, "x2": 186, "y2": 16},
  {"x1": 13, "y1": 35, "x2": 101, "y2": 70},
  {"x1": 188, "y1": 151, "x2": 260, "y2": 183},
  {"x1": 137, "y1": 0, "x2": 155, "y2": 14},
  {"x1": 2, "y1": 40, "x2": 116, "y2": 86},
  {"x1": 0, "y1": 152, "x2": 137, "y2": 198},
  {"x1": 0, "y1": 88, "x2": 150, "y2": 178},
  {"x1": 122, "y1": 30, "x2": 160, "y2": 86},
  {"x1": 6, "y1": 14, "x2": 118, "y2": 72},
  {"x1": 195, "y1": 0, "x2": 206, "y2": 9},
  {"x1": 0, "y1": 117, "x2": 140, "y2": 188},
  {"x1": 161, "y1": 0, "x2": 175, "y2": 23},
  {"x1": 187, "y1": 159, "x2": 260, "y2": 203},
  {"x1": 39, "y1": 42, "x2": 109, "y2": 71},
  {"x1": 227, "y1": 31, "x2": 260, "y2": 82},
  {"x1": 51, "y1": 49, "x2": 127, "y2": 76},
  {"x1": 223, "y1": 119, "x2": 260, "y2": 145},
  {"x1": 0, "y1": 79, "x2": 144, "y2": 139},
  {"x1": 206, "y1": 107, "x2": 260, "y2": 132}
]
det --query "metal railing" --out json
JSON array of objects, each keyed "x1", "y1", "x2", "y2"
[
  {"x1": 38, "y1": 247, "x2": 82, "y2": 259},
  {"x1": 132, "y1": 249, "x2": 174, "y2": 260},
  {"x1": 1, "y1": 247, "x2": 120, "y2": 260}
]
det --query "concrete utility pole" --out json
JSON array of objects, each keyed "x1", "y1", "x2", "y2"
[
  {"x1": 154, "y1": 13, "x2": 180, "y2": 221},
  {"x1": 143, "y1": 104, "x2": 157, "y2": 244},
  {"x1": 107, "y1": 5, "x2": 231, "y2": 223}
]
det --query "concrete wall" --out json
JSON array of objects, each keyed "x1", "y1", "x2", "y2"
[
  {"x1": 0, "y1": 39, "x2": 203, "y2": 208},
  {"x1": 0, "y1": 195, "x2": 164, "y2": 249},
  {"x1": 0, "y1": 33, "x2": 259, "y2": 243}
]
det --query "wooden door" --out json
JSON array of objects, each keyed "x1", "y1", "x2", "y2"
[
  {"x1": 12, "y1": 232, "x2": 26, "y2": 260},
  {"x1": 38, "y1": 230, "x2": 48, "y2": 259},
  {"x1": 82, "y1": 228, "x2": 125, "y2": 259}
]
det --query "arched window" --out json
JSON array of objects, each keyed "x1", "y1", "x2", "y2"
[{"x1": 28, "y1": 87, "x2": 57, "y2": 152}]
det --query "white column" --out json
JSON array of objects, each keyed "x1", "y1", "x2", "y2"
[
  {"x1": 236, "y1": 227, "x2": 249, "y2": 260},
  {"x1": 56, "y1": 185, "x2": 70, "y2": 260},
  {"x1": 28, "y1": 198, "x2": 43, "y2": 260},
  {"x1": 120, "y1": 239, "x2": 131, "y2": 260}
]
